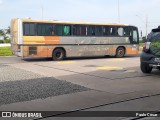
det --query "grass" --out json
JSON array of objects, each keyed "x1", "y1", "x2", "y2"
[{"x1": 0, "y1": 47, "x2": 13, "y2": 56}]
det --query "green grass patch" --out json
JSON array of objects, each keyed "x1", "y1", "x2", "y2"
[{"x1": 0, "y1": 47, "x2": 13, "y2": 56}]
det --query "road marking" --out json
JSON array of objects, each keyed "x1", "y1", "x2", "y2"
[
  {"x1": 96, "y1": 66, "x2": 123, "y2": 71},
  {"x1": 57, "y1": 61, "x2": 75, "y2": 64},
  {"x1": 124, "y1": 70, "x2": 137, "y2": 73},
  {"x1": 108, "y1": 58, "x2": 126, "y2": 61}
]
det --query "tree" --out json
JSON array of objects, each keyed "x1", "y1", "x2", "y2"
[
  {"x1": 142, "y1": 36, "x2": 146, "y2": 43},
  {"x1": 0, "y1": 29, "x2": 5, "y2": 40},
  {"x1": 0, "y1": 27, "x2": 10, "y2": 40},
  {"x1": 6, "y1": 26, "x2": 10, "y2": 35}
]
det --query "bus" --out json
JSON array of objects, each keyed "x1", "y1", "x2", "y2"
[{"x1": 10, "y1": 18, "x2": 139, "y2": 60}]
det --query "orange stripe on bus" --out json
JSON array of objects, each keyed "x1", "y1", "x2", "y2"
[
  {"x1": 44, "y1": 36, "x2": 60, "y2": 44},
  {"x1": 23, "y1": 36, "x2": 60, "y2": 44},
  {"x1": 126, "y1": 48, "x2": 138, "y2": 55}
]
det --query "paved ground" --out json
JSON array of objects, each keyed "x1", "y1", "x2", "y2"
[{"x1": 0, "y1": 55, "x2": 160, "y2": 120}]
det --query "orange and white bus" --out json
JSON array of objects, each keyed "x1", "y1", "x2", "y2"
[{"x1": 10, "y1": 18, "x2": 139, "y2": 60}]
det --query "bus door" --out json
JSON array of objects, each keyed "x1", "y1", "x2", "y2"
[{"x1": 129, "y1": 27, "x2": 139, "y2": 53}]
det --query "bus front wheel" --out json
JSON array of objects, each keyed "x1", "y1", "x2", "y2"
[
  {"x1": 116, "y1": 47, "x2": 125, "y2": 58},
  {"x1": 52, "y1": 48, "x2": 65, "y2": 61}
]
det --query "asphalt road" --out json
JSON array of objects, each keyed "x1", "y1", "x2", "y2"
[{"x1": 0, "y1": 55, "x2": 160, "y2": 120}]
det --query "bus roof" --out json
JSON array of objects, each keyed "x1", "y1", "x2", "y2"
[{"x1": 13, "y1": 18, "x2": 132, "y2": 26}]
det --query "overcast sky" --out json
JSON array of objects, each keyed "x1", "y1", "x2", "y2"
[{"x1": 0, "y1": 0, "x2": 160, "y2": 36}]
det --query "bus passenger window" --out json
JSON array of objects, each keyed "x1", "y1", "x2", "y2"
[
  {"x1": 37, "y1": 24, "x2": 55, "y2": 36},
  {"x1": 110, "y1": 27, "x2": 117, "y2": 36},
  {"x1": 117, "y1": 27, "x2": 124, "y2": 36},
  {"x1": 123, "y1": 27, "x2": 132, "y2": 37},
  {"x1": 55, "y1": 25, "x2": 63, "y2": 36},
  {"x1": 73, "y1": 25, "x2": 81, "y2": 36},
  {"x1": 81, "y1": 26, "x2": 87, "y2": 36},
  {"x1": 88, "y1": 26, "x2": 95, "y2": 36},
  {"x1": 103, "y1": 27, "x2": 110, "y2": 36},
  {"x1": 63, "y1": 25, "x2": 71, "y2": 36},
  {"x1": 23, "y1": 23, "x2": 36, "y2": 36},
  {"x1": 24, "y1": 23, "x2": 30, "y2": 35},
  {"x1": 95, "y1": 26, "x2": 103, "y2": 36},
  {"x1": 45, "y1": 25, "x2": 54, "y2": 36}
]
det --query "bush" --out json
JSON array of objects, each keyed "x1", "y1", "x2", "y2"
[
  {"x1": 0, "y1": 40, "x2": 3, "y2": 43},
  {"x1": 4, "y1": 39, "x2": 10, "y2": 43}
]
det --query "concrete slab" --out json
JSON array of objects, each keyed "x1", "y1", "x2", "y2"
[
  {"x1": 57, "y1": 72, "x2": 160, "y2": 94},
  {"x1": 42, "y1": 94, "x2": 160, "y2": 120},
  {"x1": 0, "y1": 90, "x2": 116, "y2": 111},
  {"x1": 1, "y1": 88, "x2": 160, "y2": 112},
  {"x1": 9, "y1": 63, "x2": 75, "y2": 77},
  {"x1": 0, "y1": 56, "x2": 22, "y2": 64}
]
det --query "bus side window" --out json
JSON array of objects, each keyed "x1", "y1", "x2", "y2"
[
  {"x1": 81, "y1": 26, "x2": 87, "y2": 36},
  {"x1": 63, "y1": 25, "x2": 71, "y2": 36},
  {"x1": 37, "y1": 24, "x2": 54, "y2": 36},
  {"x1": 103, "y1": 26, "x2": 117, "y2": 36},
  {"x1": 73, "y1": 25, "x2": 81, "y2": 36},
  {"x1": 123, "y1": 27, "x2": 131, "y2": 37},
  {"x1": 103, "y1": 27, "x2": 110, "y2": 36},
  {"x1": 95, "y1": 26, "x2": 103, "y2": 36},
  {"x1": 110, "y1": 27, "x2": 117, "y2": 36},
  {"x1": 88, "y1": 26, "x2": 95, "y2": 36},
  {"x1": 37, "y1": 24, "x2": 42, "y2": 35},
  {"x1": 45, "y1": 24, "x2": 54, "y2": 36},
  {"x1": 55, "y1": 24, "x2": 63, "y2": 36},
  {"x1": 117, "y1": 27, "x2": 124, "y2": 36},
  {"x1": 24, "y1": 23, "x2": 30, "y2": 35},
  {"x1": 23, "y1": 23, "x2": 36, "y2": 36}
]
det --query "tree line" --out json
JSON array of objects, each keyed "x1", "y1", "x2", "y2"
[{"x1": 0, "y1": 27, "x2": 10, "y2": 43}]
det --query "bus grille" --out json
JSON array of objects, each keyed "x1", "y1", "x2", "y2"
[{"x1": 29, "y1": 47, "x2": 37, "y2": 55}]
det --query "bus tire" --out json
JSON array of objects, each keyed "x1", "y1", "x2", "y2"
[
  {"x1": 52, "y1": 48, "x2": 65, "y2": 61},
  {"x1": 116, "y1": 47, "x2": 125, "y2": 58}
]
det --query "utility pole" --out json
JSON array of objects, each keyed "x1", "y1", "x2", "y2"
[{"x1": 136, "y1": 15, "x2": 148, "y2": 39}]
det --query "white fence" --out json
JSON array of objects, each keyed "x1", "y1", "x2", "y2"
[{"x1": 0, "y1": 44, "x2": 11, "y2": 47}]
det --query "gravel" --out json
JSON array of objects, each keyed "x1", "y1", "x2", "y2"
[
  {"x1": 0, "y1": 65, "x2": 44, "y2": 82},
  {"x1": 0, "y1": 65, "x2": 90, "y2": 105}
]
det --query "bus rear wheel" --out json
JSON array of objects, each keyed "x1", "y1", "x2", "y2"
[
  {"x1": 116, "y1": 47, "x2": 125, "y2": 58},
  {"x1": 52, "y1": 48, "x2": 65, "y2": 61}
]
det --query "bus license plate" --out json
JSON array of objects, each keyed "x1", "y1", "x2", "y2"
[{"x1": 155, "y1": 58, "x2": 160, "y2": 62}]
